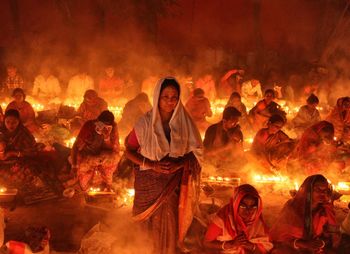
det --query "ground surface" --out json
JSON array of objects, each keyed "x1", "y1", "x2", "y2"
[{"x1": 3, "y1": 187, "x2": 349, "y2": 253}]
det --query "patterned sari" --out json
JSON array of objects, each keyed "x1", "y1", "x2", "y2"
[
  {"x1": 74, "y1": 120, "x2": 119, "y2": 191},
  {"x1": 204, "y1": 184, "x2": 273, "y2": 253}
]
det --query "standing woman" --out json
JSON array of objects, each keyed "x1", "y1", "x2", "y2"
[{"x1": 125, "y1": 77, "x2": 203, "y2": 254}]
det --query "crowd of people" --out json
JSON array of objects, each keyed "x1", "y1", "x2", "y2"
[{"x1": 0, "y1": 62, "x2": 349, "y2": 254}]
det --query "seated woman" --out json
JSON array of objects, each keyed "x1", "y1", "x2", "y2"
[
  {"x1": 251, "y1": 114, "x2": 294, "y2": 170},
  {"x1": 118, "y1": 92, "x2": 151, "y2": 137},
  {"x1": 270, "y1": 174, "x2": 340, "y2": 254},
  {"x1": 77, "y1": 89, "x2": 108, "y2": 123},
  {"x1": 6, "y1": 88, "x2": 37, "y2": 133},
  {"x1": 185, "y1": 88, "x2": 213, "y2": 131},
  {"x1": 225, "y1": 92, "x2": 250, "y2": 131},
  {"x1": 249, "y1": 89, "x2": 286, "y2": 131},
  {"x1": 292, "y1": 94, "x2": 321, "y2": 137},
  {"x1": 203, "y1": 184, "x2": 273, "y2": 253},
  {"x1": 0, "y1": 109, "x2": 58, "y2": 193},
  {"x1": 326, "y1": 97, "x2": 350, "y2": 140},
  {"x1": 291, "y1": 121, "x2": 339, "y2": 175},
  {"x1": 70, "y1": 110, "x2": 120, "y2": 191}
]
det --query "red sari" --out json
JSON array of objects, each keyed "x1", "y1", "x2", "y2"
[
  {"x1": 205, "y1": 184, "x2": 273, "y2": 253},
  {"x1": 73, "y1": 120, "x2": 119, "y2": 191},
  {"x1": 251, "y1": 128, "x2": 294, "y2": 169},
  {"x1": 292, "y1": 121, "x2": 337, "y2": 175},
  {"x1": 269, "y1": 175, "x2": 339, "y2": 253},
  {"x1": 326, "y1": 97, "x2": 350, "y2": 139}
]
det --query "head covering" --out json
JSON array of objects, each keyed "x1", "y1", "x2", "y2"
[
  {"x1": 216, "y1": 184, "x2": 265, "y2": 239},
  {"x1": 134, "y1": 77, "x2": 203, "y2": 161},
  {"x1": 270, "y1": 174, "x2": 336, "y2": 242}
]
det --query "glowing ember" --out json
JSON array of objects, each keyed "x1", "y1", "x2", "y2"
[
  {"x1": 204, "y1": 176, "x2": 241, "y2": 186},
  {"x1": 336, "y1": 182, "x2": 350, "y2": 192},
  {"x1": 245, "y1": 137, "x2": 254, "y2": 144},
  {"x1": 294, "y1": 181, "x2": 299, "y2": 191},
  {"x1": 65, "y1": 137, "x2": 76, "y2": 148},
  {"x1": 108, "y1": 106, "x2": 123, "y2": 121},
  {"x1": 89, "y1": 187, "x2": 101, "y2": 193},
  {"x1": 253, "y1": 174, "x2": 288, "y2": 183}
]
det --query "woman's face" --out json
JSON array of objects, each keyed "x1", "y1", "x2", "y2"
[
  {"x1": 232, "y1": 97, "x2": 241, "y2": 106},
  {"x1": 320, "y1": 130, "x2": 334, "y2": 144},
  {"x1": 14, "y1": 92, "x2": 24, "y2": 103},
  {"x1": 238, "y1": 196, "x2": 258, "y2": 224},
  {"x1": 5, "y1": 116, "x2": 20, "y2": 132},
  {"x1": 268, "y1": 121, "x2": 284, "y2": 134},
  {"x1": 312, "y1": 181, "x2": 330, "y2": 206},
  {"x1": 158, "y1": 86, "x2": 179, "y2": 114},
  {"x1": 264, "y1": 92, "x2": 274, "y2": 104}
]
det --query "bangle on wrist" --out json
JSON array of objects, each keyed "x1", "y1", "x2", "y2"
[
  {"x1": 320, "y1": 240, "x2": 325, "y2": 249},
  {"x1": 293, "y1": 239, "x2": 300, "y2": 250},
  {"x1": 142, "y1": 157, "x2": 146, "y2": 168},
  {"x1": 252, "y1": 243, "x2": 256, "y2": 252},
  {"x1": 17, "y1": 151, "x2": 21, "y2": 157},
  {"x1": 221, "y1": 241, "x2": 226, "y2": 250}
]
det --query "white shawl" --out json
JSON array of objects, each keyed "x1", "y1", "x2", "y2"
[{"x1": 134, "y1": 77, "x2": 203, "y2": 162}]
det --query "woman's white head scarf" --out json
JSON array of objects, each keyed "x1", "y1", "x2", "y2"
[{"x1": 134, "y1": 77, "x2": 203, "y2": 162}]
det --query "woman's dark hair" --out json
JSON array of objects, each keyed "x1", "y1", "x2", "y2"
[
  {"x1": 265, "y1": 89, "x2": 275, "y2": 97},
  {"x1": 269, "y1": 114, "x2": 285, "y2": 125},
  {"x1": 229, "y1": 92, "x2": 241, "y2": 101},
  {"x1": 159, "y1": 78, "x2": 180, "y2": 95},
  {"x1": 84, "y1": 89, "x2": 98, "y2": 99},
  {"x1": 307, "y1": 94, "x2": 319, "y2": 104},
  {"x1": 320, "y1": 121, "x2": 334, "y2": 134},
  {"x1": 98, "y1": 110, "x2": 114, "y2": 125},
  {"x1": 223, "y1": 107, "x2": 242, "y2": 120},
  {"x1": 4, "y1": 109, "x2": 20, "y2": 120},
  {"x1": 193, "y1": 88, "x2": 205, "y2": 97},
  {"x1": 12, "y1": 87, "x2": 26, "y2": 98},
  {"x1": 342, "y1": 97, "x2": 350, "y2": 106}
]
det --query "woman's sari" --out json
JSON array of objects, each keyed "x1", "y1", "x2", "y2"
[
  {"x1": 74, "y1": 120, "x2": 119, "y2": 191},
  {"x1": 326, "y1": 97, "x2": 350, "y2": 139},
  {"x1": 128, "y1": 77, "x2": 203, "y2": 254},
  {"x1": 0, "y1": 124, "x2": 59, "y2": 195},
  {"x1": 291, "y1": 121, "x2": 337, "y2": 175},
  {"x1": 270, "y1": 175, "x2": 340, "y2": 253},
  {"x1": 204, "y1": 184, "x2": 273, "y2": 253},
  {"x1": 251, "y1": 128, "x2": 294, "y2": 169}
]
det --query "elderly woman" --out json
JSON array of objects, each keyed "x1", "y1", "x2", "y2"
[
  {"x1": 71, "y1": 110, "x2": 120, "y2": 191},
  {"x1": 203, "y1": 184, "x2": 273, "y2": 253},
  {"x1": 270, "y1": 174, "x2": 340, "y2": 254},
  {"x1": 6, "y1": 88, "x2": 37, "y2": 133},
  {"x1": 125, "y1": 77, "x2": 202, "y2": 254},
  {"x1": 251, "y1": 114, "x2": 294, "y2": 170}
]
